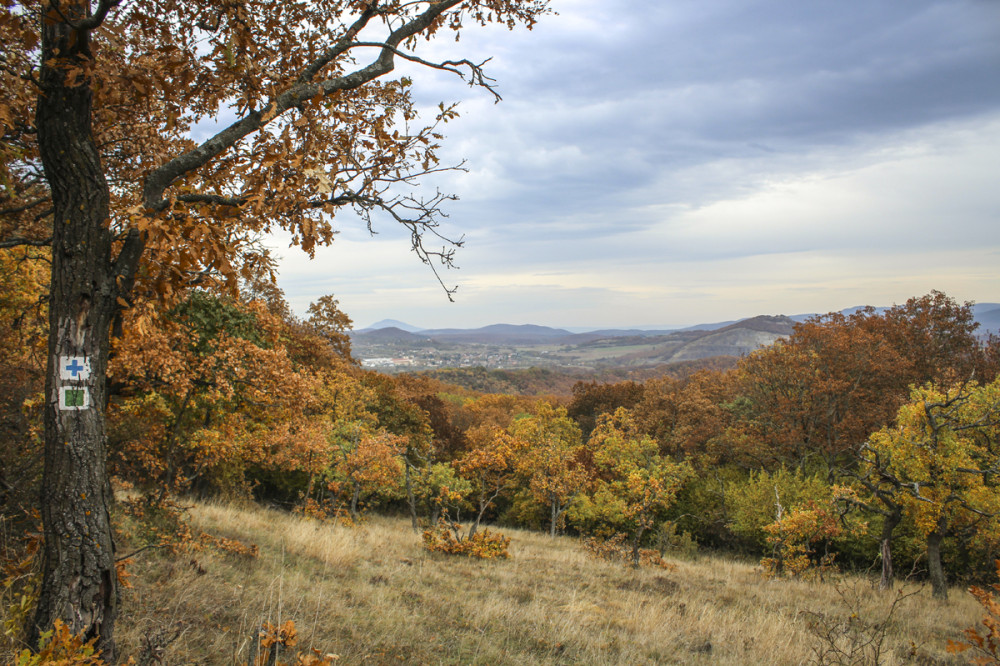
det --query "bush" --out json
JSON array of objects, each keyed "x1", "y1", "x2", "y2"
[
  {"x1": 948, "y1": 559, "x2": 1000, "y2": 664},
  {"x1": 14, "y1": 620, "x2": 104, "y2": 666},
  {"x1": 581, "y1": 532, "x2": 676, "y2": 570},
  {"x1": 422, "y1": 520, "x2": 511, "y2": 559}
]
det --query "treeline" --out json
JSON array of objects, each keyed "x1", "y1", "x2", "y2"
[
  {"x1": 416, "y1": 355, "x2": 738, "y2": 395},
  {"x1": 2, "y1": 251, "x2": 999, "y2": 607}
]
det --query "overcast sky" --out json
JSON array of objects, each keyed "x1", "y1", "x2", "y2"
[{"x1": 271, "y1": 0, "x2": 1000, "y2": 331}]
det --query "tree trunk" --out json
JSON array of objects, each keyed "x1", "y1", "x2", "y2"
[
  {"x1": 404, "y1": 459, "x2": 418, "y2": 531},
  {"x1": 878, "y1": 505, "x2": 901, "y2": 591},
  {"x1": 550, "y1": 499, "x2": 557, "y2": 538},
  {"x1": 630, "y1": 526, "x2": 646, "y2": 568},
  {"x1": 31, "y1": 1, "x2": 120, "y2": 658},
  {"x1": 926, "y1": 518, "x2": 949, "y2": 600},
  {"x1": 349, "y1": 484, "x2": 360, "y2": 520},
  {"x1": 468, "y1": 499, "x2": 489, "y2": 540}
]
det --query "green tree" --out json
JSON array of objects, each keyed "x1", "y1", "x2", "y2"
[{"x1": 588, "y1": 408, "x2": 691, "y2": 566}]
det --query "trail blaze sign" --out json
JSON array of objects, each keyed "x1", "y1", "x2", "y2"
[
  {"x1": 59, "y1": 356, "x2": 92, "y2": 381},
  {"x1": 57, "y1": 356, "x2": 92, "y2": 411},
  {"x1": 59, "y1": 386, "x2": 90, "y2": 411}
]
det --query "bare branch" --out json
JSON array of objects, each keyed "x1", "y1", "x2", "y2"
[
  {"x1": 0, "y1": 197, "x2": 48, "y2": 217},
  {"x1": 0, "y1": 236, "x2": 52, "y2": 249},
  {"x1": 348, "y1": 43, "x2": 501, "y2": 101},
  {"x1": 143, "y1": 0, "x2": 465, "y2": 210}
]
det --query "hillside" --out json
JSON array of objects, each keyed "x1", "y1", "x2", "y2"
[
  {"x1": 99, "y1": 500, "x2": 979, "y2": 665},
  {"x1": 350, "y1": 316, "x2": 796, "y2": 374}
]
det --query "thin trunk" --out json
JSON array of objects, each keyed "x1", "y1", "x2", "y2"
[
  {"x1": 550, "y1": 499, "x2": 558, "y2": 538},
  {"x1": 32, "y1": 1, "x2": 122, "y2": 658},
  {"x1": 469, "y1": 498, "x2": 489, "y2": 540},
  {"x1": 630, "y1": 526, "x2": 646, "y2": 568},
  {"x1": 349, "y1": 483, "x2": 360, "y2": 520},
  {"x1": 404, "y1": 459, "x2": 418, "y2": 531},
  {"x1": 926, "y1": 517, "x2": 949, "y2": 600},
  {"x1": 878, "y1": 505, "x2": 901, "y2": 591}
]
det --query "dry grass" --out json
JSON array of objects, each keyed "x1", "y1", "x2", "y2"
[{"x1": 106, "y1": 500, "x2": 980, "y2": 665}]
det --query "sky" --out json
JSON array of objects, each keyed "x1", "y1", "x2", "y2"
[{"x1": 270, "y1": 0, "x2": 1000, "y2": 331}]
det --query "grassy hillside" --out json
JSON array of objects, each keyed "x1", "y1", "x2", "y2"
[{"x1": 99, "y1": 500, "x2": 981, "y2": 665}]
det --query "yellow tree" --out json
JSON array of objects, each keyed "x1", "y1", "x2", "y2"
[
  {"x1": 1, "y1": 0, "x2": 550, "y2": 652},
  {"x1": 588, "y1": 408, "x2": 692, "y2": 567},
  {"x1": 863, "y1": 379, "x2": 1000, "y2": 599},
  {"x1": 510, "y1": 402, "x2": 587, "y2": 537},
  {"x1": 330, "y1": 426, "x2": 406, "y2": 519},
  {"x1": 458, "y1": 425, "x2": 527, "y2": 538}
]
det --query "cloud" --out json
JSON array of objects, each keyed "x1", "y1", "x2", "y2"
[{"x1": 270, "y1": 0, "x2": 1000, "y2": 329}]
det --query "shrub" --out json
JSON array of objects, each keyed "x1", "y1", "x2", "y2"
[
  {"x1": 422, "y1": 520, "x2": 511, "y2": 559},
  {"x1": 14, "y1": 620, "x2": 104, "y2": 666},
  {"x1": 582, "y1": 532, "x2": 676, "y2": 570},
  {"x1": 247, "y1": 620, "x2": 338, "y2": 666},
  {"x1": 948, "y1": 559, "x2": 1000, "y2": 664}
]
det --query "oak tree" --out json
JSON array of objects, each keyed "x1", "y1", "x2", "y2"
[
  {"x1": 0, "y1": 0, "x2": 549, "y2": 655},
  {"x1": 862, "y1": 379, "x2": 1000, "y2": 599},
  {"x1": 587, "y1": 408, "x2": 691, "y2": 566},
  {"x1": 509, "y1": 402, "x2": 586, "y2": 537}
]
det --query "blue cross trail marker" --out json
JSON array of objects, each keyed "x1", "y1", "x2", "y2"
[{"x1": 58, "y1": 356, "x2": 91, "y2": 381}]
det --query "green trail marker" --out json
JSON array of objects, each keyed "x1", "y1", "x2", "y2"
[{"x1": 58, "y1": 386, "x2": 90, "y2": 411}]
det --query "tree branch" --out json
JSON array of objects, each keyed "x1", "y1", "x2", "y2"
[
  {"x1": 0, "y1": 197, "x2": 48, "y2": 217},
  {"x1": 0, "y1": 236, "x2": 52, "y2": 249},
  {"x1": 142, "y1": 0, "x2": 465, "y2": 211}
]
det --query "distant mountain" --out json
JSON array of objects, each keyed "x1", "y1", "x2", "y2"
[
  {"x1": 670, "y1": 315, "x2": 796, "y2": 362},
  {"x1": 359, "y1": 319, "x2": 424, "y2": 333},
  {"x1": 350, "y1": 301, "x2": 1000, "y2": 373},
  {"x1": 976, "y1": 305, "x2": 1000, "y2": 333},
  {"x1": 677, "y1": 320, "x2": 738, "y2": 332},
  {"x1": 352, "y1": 327, "x2": 430, "y2": 344},
  {"x1": 419, "y1": 323, "x2": 575, "y2": 345}
]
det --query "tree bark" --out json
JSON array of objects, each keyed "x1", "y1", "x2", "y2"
[
  {"x1": 926, "y1": 517, "x2": 949, "y2": 600},
  {"x1": 31, "y1": 1, "x2": 120, "y2": 658},
  {"x1": 349, "y1": 483, "x2": 360, "y2": 520},
  {"x1": 878, "y1": 504, "x2": 901, "y2": 591}
]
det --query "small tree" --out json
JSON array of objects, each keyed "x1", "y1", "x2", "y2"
[
  {"x1": 457, "y1": 425, "x2": 526, "y2": 538},
  {"x1": 510, "y1": 402, "x2": 588, "y2": 537},
  {"x1": 588, "y1": 408, "x2": 691, "y2": 566}
]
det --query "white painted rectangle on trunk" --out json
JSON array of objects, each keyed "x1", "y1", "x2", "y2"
[
  {"x1": 59, "y1": 356, "x2": 91, "y2": 381},
  {"x1": 58, "y1": 386, "x2": 90, "y2": 410}
]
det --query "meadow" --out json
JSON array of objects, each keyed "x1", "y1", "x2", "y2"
[{"x1": 109, "y1": 500, "x2": 982, "y2": 665}]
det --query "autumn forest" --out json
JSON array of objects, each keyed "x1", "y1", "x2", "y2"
[{"x1": 2, "y1": 0, "x2": 1000, "y2": 664}]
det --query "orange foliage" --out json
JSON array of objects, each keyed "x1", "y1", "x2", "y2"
[
  {"x1": 760, "y1": 499, "x2": 861, "y2": 579},
  {"x1": 14, "y1": 619, "x2": 104, "y2": 666},
  {"x1": 422, "y1": 520, "x2": 511, "y2": 560},
  {"x1": 948, "y1": 560, "x2": 1000, "y2": 664}
]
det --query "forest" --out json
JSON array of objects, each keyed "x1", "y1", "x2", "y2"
[
  {"x1": 3, "y1": 251, "x2": 1000, "y2": 662},
  {"x1": 2, "y1": 0, "x2": 1000, "y2": 663}
]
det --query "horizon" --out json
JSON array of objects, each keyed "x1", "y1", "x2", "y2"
[
  {"x1": 353, "y1": 297, "x2": 1000, "y2": 333},
  {"x1": 259, "y1": 0, "x2": 1000, "y2": 330}
]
